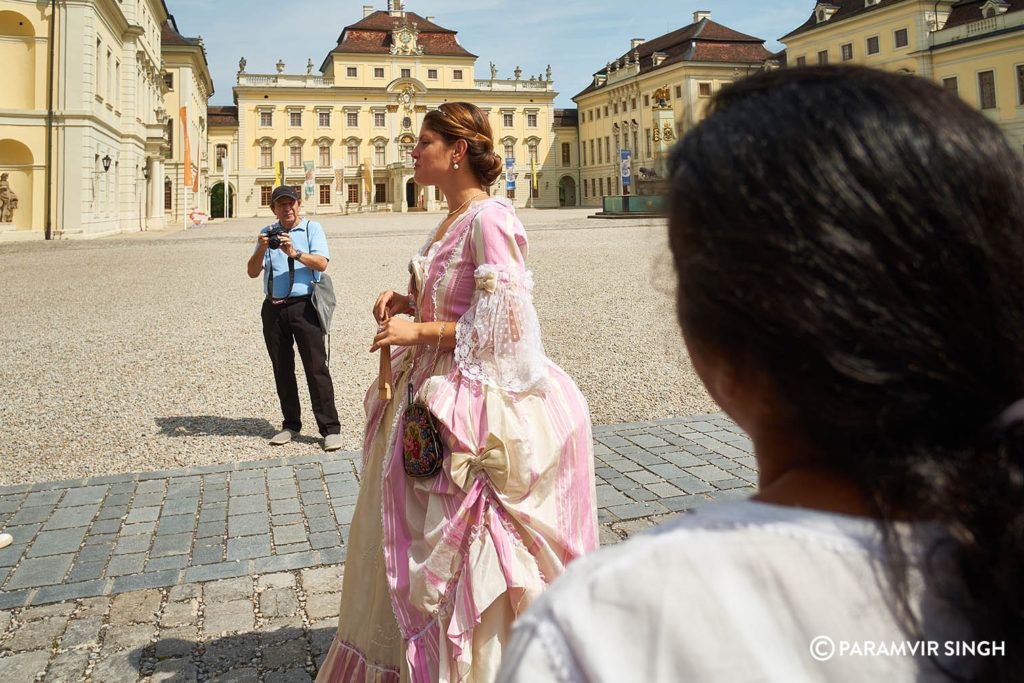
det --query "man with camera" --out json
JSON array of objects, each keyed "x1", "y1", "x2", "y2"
[{"x1": 246, "y1": 186, "x2": 342, "y2": 451}]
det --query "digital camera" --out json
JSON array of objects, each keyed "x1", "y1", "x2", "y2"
[{"x1": 267, "y1": 227, "x2": 287, "y2": 250}]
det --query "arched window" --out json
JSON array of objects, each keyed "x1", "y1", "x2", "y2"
[
  {"x1": 528, "y1": 141, "x2": 538, "y2": 162},
  {"x1": 374, "y1": 142, "x2": 385, "y2": 166},
  {"x1": 215, "y1": 144, "x2": 228, "y2": 171},
  {"x1": 504, "y1": 141, "x2": 514, "y2": 160}
]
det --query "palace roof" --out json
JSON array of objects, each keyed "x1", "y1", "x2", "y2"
[
  {"x1": 161, "y1": 15, "x2": 201, "y2": 48},
  {"x1": 574, "y1": 17, "x2": 772, "y2": 99},
  {"x1": 322, "y1": 10, "x2": 476, "y2": 69},
  {"x1": 553, "y1": 109, "x2": 579, "y2": 127},
  {"x1": 208, "y1": 106, "x2": 239, "y2": 126},
  {"x1": 943, "y1": 0, "x2": 1024, "y2": 28}
]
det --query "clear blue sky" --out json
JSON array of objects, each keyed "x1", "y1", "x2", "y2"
[{"x1": 169, "y1": 0, "x2": 812, "y2": 110}]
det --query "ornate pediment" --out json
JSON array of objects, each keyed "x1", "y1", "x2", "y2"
[{"x1": 390, "y1": 20, "x2": 424, "y2": 56}]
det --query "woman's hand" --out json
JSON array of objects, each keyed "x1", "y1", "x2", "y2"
[
  {"x1": 371, "y1": 317, "x2": 420, "y2": 352},
  {"x1": 373, "y1": 290, "x2": 412, "y2": 323}
]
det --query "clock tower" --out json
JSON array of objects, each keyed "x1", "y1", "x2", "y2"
[{"x1": 390, "y1": 20, "x2": 423, "y2": 55}]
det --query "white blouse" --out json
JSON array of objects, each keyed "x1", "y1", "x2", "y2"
[{"x1": 497, "y1": 500, "x2": 972, "y2": 682}]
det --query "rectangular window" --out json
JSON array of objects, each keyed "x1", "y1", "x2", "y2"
[
  {"x1": 643, "y1": 95, "x2": 649, "y2": 107},
  {"x1": 590, "y1": 139, "x2": 596, "y2": 164},
  {"x1": 164, "y1": 72, "x2": 173, "y2": 90},
  {"x1": 591, "y1": 178, "x2": 596, "y2": 197},
  {"x1": 613, "y1": 102, "x2": 618, "y2": 115},
  {"x1": 346, "y1": 112, "x2": 358, "y2": 127},
  {"x1": 645, "y1": 128, "x2": 651, "y2": 157},
  {"x1": 942, "y1": 76, "x2": 959, "y2": 95},
  {"x1": 841, "y1": 43, "x2": 853, "y2": 61},
  {"x1": 528, "y1": 144, "x2": 538, "y2": 162},
  {"x1": 347, "y1": 183, "x2": 359, "y2": 204},
  {"x1": 503, "y1": 113, "x2": 514, "y2": 127},
  {"x1": 290, "y1": 145, "x2": 302, "y2": 167},
  {"x1": 374, "y1": 67, "x2": 385, "y2": 78},
  {"x1": 583, "y1": 181, "x2": 588, "y2": 198},
  {"x1": 674, "y1": 85, "x2": 682, "y2": 98},
  {"x1": 632, "y1": 130, "x2": 638, "y2": 154},
  {"x1": 631, "y1": 98, "x2": 636, "y2": 110},
  {"x1": 603, "y1": 106, "x2": 608, "y2": 117},
  {"x1": 979, "y1": 70, "x2": 996, "y2": 109},
  {"x1": 561, "y1": 142, "x2": 571, "y2": 166},
  {"x1": 1017, "y1": 65, "x2": 1024, "y2": 105},
  {"x1": 581, "y1": 144, "x2": 586, "y2": 165},
  {"x1": 115, "y1": 61, "x2": 120, "y2": 108},
  {"x1": 261, "y1": 185, "x2": 272, "y2": 206},
  {"x1": 894, "y1": 28, "x2": 909, "y2": 49},
  {"x1": 796, "y1": 56, "x2": 807, "y2": 67},
  {"x1": 375, "y1": 183, "x2": 386, "y2": 203},
  {"x1": 401, "y1": 68, "x2": 411, "y2": 78},
  {"x1": 319, "y1": 145, "x2": 331, "y2": 167},
  {"x1": 817, "y1": 50, "x2": 829, "y2": 65},
  {"x1": 453, "y1": 69, "x2": 463, "y2": 80},
  {"x1": 597, "y1": 140, "x2": 602, "y2": 164},
  {"x1": 165, "y1": 180, "x2": 172, "y2": 210},
  {"x1": 373, "y1": 111, "x2": 385, "y2": 127},
  {"x1": 427, "y1": 69, "x2": 438, "y2": 79},
  {"x1": 346, "y1": 66, "x2": 357, "y2": 78},
  {"x1": 698, "y1": 82, "x2": 712, "y2": 97},
  {"x1": 289, "y1": 111, "x2": 302, "y2": 127},
  {"x1": 588, "y1": 110, "x2": 594, "y2": 121},
  {"x1": 866, "y1": 36, "x2": 880, "y2": 55},
  {"x1": 260, "y1": 111, "x2": 273, "y2": 127},
  {"x1": 319, "y1": 184, "x2": 331, "y2": 205},
  {"x1": 599, "y1": 177, "x2": 604, "y2": 196},
  {"x1": 260, "y1": 145, "x2": 272, "y2": 168},
  {"x1": 527, "y1": 113, "x2": 537, "y2": 128},
  {"x1": 318, "y1": 111, "x2": 330, "y2": 127},
  {"x1": 347, "y1": 145, "x2": 358, "y2": 166},
  {"x1": 216, "y1": 145, "x2": 228, "y2": 171},
  {"x1": 605, "y1": 137, "x2": 610, "y2": 162},
  {"x1": 374, "y1": 144, "x2": 385, "y2": 166}
]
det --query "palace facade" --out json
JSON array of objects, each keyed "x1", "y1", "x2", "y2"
[
  {"x1": 210, "y1": 1, "x2": 573, "y2": 218},
  {"x1": 782, "y1": 0, "x2": 1024, "y2": 154},
  {"x1": 572, "y1": 11, "x2": 774, "y2": 207}
]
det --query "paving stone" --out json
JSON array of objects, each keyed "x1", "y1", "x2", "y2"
[
  {"x1": 254, "y1": 551, "x2": 318, "y2": 574},
  {"x1": 5, "y1": 614, "x2": 69, "y2": 651},
  {"x1": 203, "y1": 577, "x2": 252, "y2": 603},
  {"x1": 708, "y1": 488, "x2": 755, "y2": 502},
  {"x1": 259, "y1": 588, "x2": 299, "y2": 618},
  {"x1": 31, "y1": 579, "x2": 108, "y2": 605},
  {"x1": 203, "y1": 488, "x2": 228, "y2": 504},
  {"x1": 623, "y1": 470, "x2": 661, "y2": 486},
  {"x1": 6, "y1": 554, "x2": 74, "y2": 589},
  {"x1": 208, "y1": 666, "x2": 258, "y2": 682},
  {"x1": 67, "y1": 560, "x2": 106, "y2": 583},
  {"x1": 26, "y1": 527, "x2": 88, "y2": 558},
  {"x1": 228, "y1": 513, "x2": 270, "y2": 537},
  {"x1": 76, "y1": 596, "x2": 111, "y2": 617},
  {"x1": 161, "y1": 497, "x2": 199, "y2": 517},
  {"x1": 45, "y1": 649, "x2": 90, "y2": 682},
  {"x1": 300, "y1": 565, "x2": 343, "y2": 595},
  {"x1": 154, "y1": 626, "x2": 198, "y2": 658},
  {"x1": 112, "y1": 533, "x2": 152, "y2": 555},
  {"x1": 667, "y1": 475, "x2": 715, "y2": 495},
  {"x1": 192, "y1": 543, "x2": 224, "y2": 565},
  {"x1": 184, "y1": 560, "x2": 249, "y2": 584},
  {"x1": 156, "y1": 514, "x2": 196, "y2": 536},
  {"x1": 199, "y1": 504, "x2": 228, "y2": 523},
  {"x1": 203, "y1": 599, "x2": 255, "y2": 636},
  {"x1": 661, "y1": 495, "x2": 710, "y2": 512},
  {"x1": 20, "y1": 601, "x2": 75, "y2": 621},
  {"x1": 333, "y1": 505, "x2": 356, "y2": 526},
  {"x1": 261, "y1": 636, "x2": 307, "y2": 670},
  {"x1": 269, "y1": 498, "x2": 300, "y2": 516},
  {"x1": 271, "y1": 513, "x2": 305, "y2": 528},
  {"x1": 77, "y1": 542, "x2": 113, "y2": 563},
  {"x1": 607, "y1": 501, "x2": 665, "y2": 521},
  {"x1": 168, "y1": 583, "x2": 201, "y2": 602},
  {"x1": 106, "y1": 552, "x2": 147, "y2": 577},
  {"x1": 309, "y1": 530, "x2": 340, "y2": 550},
  {"x1": 88, "y1": 518, "x2": 123, "y2": 535},
  {"x1": 712, "y1": 478, "x2": 754, "y2": 491},
  {"x1": 268, "y1": 485, "x2": 298, "y2": 501},
  {"x1": 299, "y1": 491, "x2": 328, "y2": 506},
  {"x1": 309, "y1": 621, "x2": 335, "y2": 657},
  {"x1": 136, "y1": 480, "x2": 166, "y2": 494},
  {"x1": 150, "y1": 533, "x2": 193, "y2": 558},
  {"x1": 305, "y1": 592, "x2": 340, "y2": 621},
  {"x1": 159, "y1": 599, "x2": 198, "y2": 629},
  {"x1": 59, "y1": 615, "x2": 104, "y2": 649},
  {"x1": 146, "y1": 554, "x2": 189, "y2": 571},
  {"x1": 0, "y1": 610, "x2": 10, "y2": 634},
  {"x1": 124, "y1": 506, "x2": 160, "y2": 524},
  {"x1": 319, "y1": 546, "x2": 346, "y2": 566},
  {"x1": 119, "y1": 521, "x2": 156, "y2": 537},
  {"x1": 228, "y1": 478, "x2": 265, "y2": 496},
  {"x1": 0, "y1": 650, "x2": 51, "y2": 681},
  {"x1": 272, "y1": 524, "x2": 307, "y2": 547},
  {"x1": 22, "y1": 491, "x2": 62, "y2": 508},
  {"x1": 60, "y1": 486, "x2": 109, "y2": 508},
  {"x1": 196, "y1": 520, "x2": 226, "y2": 539},
  {"x1": 595, "y1": 486, "x2": 630, "y2": 508},
  {"x1": 306, "y1": 516, "x2": 336, "y2": 534},
  {"x1": 598, "y1": 524, "x2": 622, "y2": 546},
  {"x1": 91, "y1": 649, "x2": 142, "y2": 681},
  {"x1": 684, "y1": 464, "x2": 733, "y2": 482},
  {"x1": 226, "y1": 534, "x2": 270, "y2": 561},
  {"x1": 108, "y1": 589, "x2": 162, "y2": 626},
  {"x1": 9, "y1": 505, "x2": 54, "y2": 525},
  {"x1": 203, "y1": 634, "x2": 258, "y2": 674},
  {"x1": 644, "y1": 482, "x2": 686, "y2": 499},
  {"x1": 257, "y1": 573, "x2": 295, "y2": 590},
  {"x1": 42, "y1": 505, "x2": 100, "y2": 531}
]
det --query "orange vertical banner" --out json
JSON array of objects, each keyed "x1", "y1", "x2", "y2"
[
  {"x1": 180, "y1": 106, "x2": 192, "y2": 187},
  {"x1": 193, "y1": 136, "x2": 200, "y2": 193}
]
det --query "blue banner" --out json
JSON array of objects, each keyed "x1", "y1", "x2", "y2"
[
  {"x1": 620, "y1": 149, "x2": 632, "y2": 188},
  {"x1": 505, "y1": 157, "x2": 516, "y2": 191}
]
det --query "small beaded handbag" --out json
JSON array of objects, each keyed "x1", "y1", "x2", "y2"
[{"x1": 400, "y1": 323, "x2": 446, "y2": 478}]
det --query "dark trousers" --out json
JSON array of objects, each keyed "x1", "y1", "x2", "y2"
[{"x1": 261, "y1": 298, "x2": 341, "y2": 436}]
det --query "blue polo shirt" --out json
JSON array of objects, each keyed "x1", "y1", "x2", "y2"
[{"x1": 256, "y1": 218, "x2": 330, "y2": 298}]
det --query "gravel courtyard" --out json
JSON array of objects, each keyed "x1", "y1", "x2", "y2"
[{"x1": 0, "y1": 207, "x2": 716, "y2": 485}]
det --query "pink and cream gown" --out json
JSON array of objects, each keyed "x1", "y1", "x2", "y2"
[{"x1": 315, "y1": 196, "x2": 598, "y2": 683}]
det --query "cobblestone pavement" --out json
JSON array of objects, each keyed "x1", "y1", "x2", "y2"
[{"x1": 0, "y1": 413, "x2": 755, "y2": 682}]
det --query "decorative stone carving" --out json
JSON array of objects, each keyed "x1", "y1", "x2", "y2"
[
  {"x1": 0, "y1": 173, "x2": 18, "y2": 224},
  {"x1": 546, "y1": 64, "x2": 552, "y2": 81},
  {"x1": 238, "y1": 57, "x2": 246, "y2": 73},
  {"x1": 653, "y1": 86, "x2": 671, "y2": 110},
  {"x1": 276, "y1": 60, "x2": 285, "y2": 74},
  {"x1": 490, "y1": 61, "x2": 497, "y2": 79},
  {"x1": 307, "y1": 59, "x2": 314, "y2": 75},
  {"x1": 514, "y1": 66, "x2": 522, "y2": 80}
]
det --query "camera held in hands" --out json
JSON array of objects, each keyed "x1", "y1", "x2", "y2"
[{"x1": 266, "y1": 227, "x2": 287, "y2": 250}]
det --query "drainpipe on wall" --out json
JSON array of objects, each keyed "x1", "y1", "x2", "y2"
[{"x1": 44, "y1": 0, "x2": 56, "y2": 240}]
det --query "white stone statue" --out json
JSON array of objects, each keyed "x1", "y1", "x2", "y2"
[
  {"x1": 307, "y1": 59, "x2": 314, "y2": 75},
  {"x1": 238, "y1": 56, "x2": 246, "y2": 73},
  {"x1": 0, "y1": 173, "x2": 18, "y2": 223},
  {"x1": 490, "y1": 61, "x2": 497, "y2": 79},
  {"x1": 276, "y1": 60, "x2": 285, "y2": 74}
]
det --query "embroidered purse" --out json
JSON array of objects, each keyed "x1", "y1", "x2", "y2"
[{"x1": 400, "y1": 322, "x2": 446, "y2": 478}]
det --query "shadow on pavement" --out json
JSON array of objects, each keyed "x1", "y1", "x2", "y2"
[{"x1": 155, "y1": 416, "x2": 277, "y2": 439}]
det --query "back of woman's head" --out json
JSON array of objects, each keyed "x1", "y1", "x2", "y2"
[
  {"x1": 668, "y1": 65, "x2": 1024, "y2": 681},
  {"x1": 423, "y1": 102, "x2": 503, "y2": 186}
]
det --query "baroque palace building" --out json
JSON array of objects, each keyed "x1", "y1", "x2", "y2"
[
  {"x1": 0, "y1": 0, "x2": 211, "y2": 239},
  {"x1": 782, "y1": 0, "x2": 1024, "y2": 154},
  {"x1": 572, "y1": 11, "x2": 774, "y2": 207},
  {"x1": 210, "y1": 1, "x2": 574, "y2": 217}
]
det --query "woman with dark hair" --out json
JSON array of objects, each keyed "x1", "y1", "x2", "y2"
[
  {"x1": 496, "y1": 66, "x2": 1024, "y2": 682},
  {"x1": 316, "y1": 102, "x2": 597, "y2": 682}
]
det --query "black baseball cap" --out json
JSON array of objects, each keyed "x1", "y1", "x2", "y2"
[{"x1": 270, "y1": 185, "x2": 300, "y2": 206}]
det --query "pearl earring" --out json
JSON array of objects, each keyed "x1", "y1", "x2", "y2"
[{"x1": 453, "y1": 161, "x2": 460, "y2": 169}]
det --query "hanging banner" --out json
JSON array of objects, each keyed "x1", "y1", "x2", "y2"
[
  {"x1": 505, "y1": 157, "x2": 515, "y2": 191},
  {"x1": 620, "y1": 149, "x2": 632, "y2": 188},
  {"x1": 193, "y1": 137, "x2": 201, "y2": 194},
  {"x1": 363, "y1": 158, "x2": 374, "y2": 202},
  {"x1": 334, "y1": 159, "x2": 345, "y2": 194},
  {"x1": 180, "y1": 107, "x2": 192, "y2": 188},
  {"x1": 531, "y1": 156, "x2": 537, "y2": 191},
  {"x1": 303, "y1": 161, "x2": 315, "y2": 198},
  {"x1": 222, "y1": 148, "x2": 229, "y2": 218},
  {"x1": 274, "y1": 161, "x2": 285, "y2": 189}
]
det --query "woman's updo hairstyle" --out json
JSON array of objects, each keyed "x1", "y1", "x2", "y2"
[{"x1": 423, "y1": 102, "x2": 504, "y2": 186}]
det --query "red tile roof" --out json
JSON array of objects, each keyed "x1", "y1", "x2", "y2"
[
  {"x1": 553, "y1": 109, "x2": 579, "y2": 127},
  {"x1": 782, "y1": 0, "x2": 905, "y2": 40},
  {"x1": 208, "y1": 106, "x2": 238, "y2": 126},
  {"x1": 943, "y1": 0, "x2": 1024, "y2": 28},
  {"x1": 161, "y1": 15, "x2": 200, "y2": 48},
  {"x1": 323, "y1": 10, "x2": 476, "y2": 65},
  {"x1": 573, "y1": 18, "x2": 772, "y2": 100}
]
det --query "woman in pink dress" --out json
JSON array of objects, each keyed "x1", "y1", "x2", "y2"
[{"x1": 315, "y1": 102, "x2": 597, "y2": 682}]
